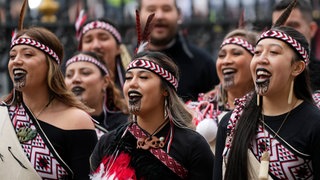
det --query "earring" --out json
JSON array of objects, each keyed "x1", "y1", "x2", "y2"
[
  {"x1": 288, "y1": 80, "x2": 294, "y2": 104},
  {"x1": 132, "y1": 114, "x2": 137, "y2": 122},
  {"x1": 102, "y1": 87, "x2": 106, "y2": 93},
  {"x1": 257, "y1": 94, "x2": 260, "y2": 106},
  {"x1": 164, "y1": 98, "x2": 168, "y2": 119}
]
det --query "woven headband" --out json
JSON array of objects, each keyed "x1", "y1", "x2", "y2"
[
  {"x1": 11, "y1": 38, "x2": 60, "y2": 64},
  {"x1": 220, "y1": 37, "x2": 255, "y2": 55},
  {"x1": 80, "y1": 21, "x2": 122, "y2": 43},
  {"x1": 66, "y1": 54, "x2": 109, "y2": 75},
  {"x1": 127, "y1": 59, "x2": 178, "y2": 90},
  {"x1": 258, "y1": 30, "x2": 309, "y2": 63}
]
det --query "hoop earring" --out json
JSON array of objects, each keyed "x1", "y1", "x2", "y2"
[{"x1": 288, "y1": 80, "x2": 294, "y2": 104}]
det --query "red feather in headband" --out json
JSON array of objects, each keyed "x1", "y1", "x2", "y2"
[
  {"x1": 75, "y1": 0, "x2": 87, "y2": 41},
  {"x1": 135, "y1": 10, "x2": 155, "y2": 54}
]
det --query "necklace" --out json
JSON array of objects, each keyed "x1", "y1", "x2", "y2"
[
  {"x1": 136, "y1": 118, "x2": 169, "y2": 150},
  {"x1": 17, "y1": 97, "x2": 54, "y2": 143},
  {"x1": 35, "y1": 97, "x2": 54, "y2": 118},
  {"x1": 259, "y1": 100, "x2": 298, "y2": 179}
]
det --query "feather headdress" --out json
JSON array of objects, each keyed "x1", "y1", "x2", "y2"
[
  {"x1": 11, "y1": 0, "x2": 28, "y2": 42},
  {"x1": 135, "y1": 10, "x2": 155, "y2": 54},
  {"x1": 18, "y1": 0, "x2": 28, "y2": 31},
  {"x1": 220, "y1": 9, "x2": 255, "y2": 55},
  {"x1": 258, "y1": 0, "x2": 309, "y2": 63},
  {"x1": 75, "y1": 10, "x2": 87, "y2": 40},
  {"x1": 75, "y1": 5, "x2": 88, "y2": 41},
  {"x1": 238, "y1": 9, "x2": 245, "y2": 29},
  {"x1": 10, "y1": 0, "x2": 61, "y2": 64},
  {"x1": 272, "y1": 0, "x2": 297, "y2": 28}
]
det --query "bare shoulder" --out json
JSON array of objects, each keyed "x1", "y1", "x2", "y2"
[
  {"x1": 63, "y1": 107, "x2": 95, "y2": 130},
  {"x1": 48, "y1": 102, "x2": 95, "y2": 130}
]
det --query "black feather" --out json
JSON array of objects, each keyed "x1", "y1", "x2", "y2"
[
  {"x1": 18, "y1": 0, "x2": 28, "y2": 30},
  {"x1": 273, "y1": 0, "x2": 297, "y2": 27}
]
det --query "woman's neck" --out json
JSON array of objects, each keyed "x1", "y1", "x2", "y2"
[
  {"x1": 22, "y1": 90, "x2": 51, "y2": 115},
  {"x1": 262, "y1": 95, "x2": 301, "y2": 116},
  {"x1": 136, "y1": 109, "x2": 167, "y2": 135},
  {"x1": 90, "y1": 103, "x2": 104, "y2": 116},
  {"x1": 87, "y1": 94, "x2": 105, "y2": 116}
]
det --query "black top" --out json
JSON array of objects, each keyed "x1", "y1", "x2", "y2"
[
  {"x1": 213, "y1": 101, "x2": 320, "y2": 180},
  {"x1": 159, "y1": 33, "x2": 219, "y2": 102},
  {"x1": 90, "y1": 122, "x2": 214, "y2": 180},
  {"x1": 38, "y1": 120, "x2": 98, "y2": 180},
  {"x1": 91, "y1": 109, "x2": 128, "y2": 132}
]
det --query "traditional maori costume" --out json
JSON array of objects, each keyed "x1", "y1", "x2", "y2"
[
  {"x1": 219, "y1": 92, "x2": 320, "y2": 179},
  {"x1": 90, "y1": 120, "x2": 214, "y2": 179},
  {"x1": 90, "y1": 10, "x2": 214, "y2": 179}
]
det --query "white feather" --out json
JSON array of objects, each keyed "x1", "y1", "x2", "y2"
[{"x1": 137, "y1": 41, "x2": 148, "y2": 54}]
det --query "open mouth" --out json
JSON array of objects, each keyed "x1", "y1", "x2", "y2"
[
  {"x1": 71, "y1": 86, "x2": 85, "y2": 96},
  {"x1": 256, "y1": 68, "x2": 271, "y2": 84},
  {"x1": 13, "y1": 68, "x2": 27, "y2": 89},
  {"x1": 222, "y1": 68, "x2": 236, "y2": 77},
  {"x1": 128, "y1": 90, "x2": 142, "y2": 104},
  {"x1": 128, "y1": 90, "x2": 142, "y2": 113},
  {"x1": 13, "y1": 69, "x2": 27, "y2": 81},
  {"x1": 255, "y1": 68, "x2": 271, "y2": 94},
  {"x1": 222, "y1": 68, "x2": 236, "y2": 89}
]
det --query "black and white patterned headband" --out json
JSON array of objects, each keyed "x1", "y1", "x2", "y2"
[
  {"x1": 11, "y1": 38, "x2": 60, "y2": 64},
  {"x1": 258, "y1": 30, "x2": 309, "y2": 63},
  {"x1": 127, "y1": 59, "x2": 178, "y2": 91},
  {"x1": 66, "y1": 54, "x2": 109, "y2": 75},
  {"x1": 221, "y1": 37, "x2": 255, "y2": 55},
  {"x1": 80, "y1": 21, "x2": 121, "y2": 43}
]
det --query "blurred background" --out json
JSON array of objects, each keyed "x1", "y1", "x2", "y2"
[{"x1": 0, "y1": 0, "x2": 320, "y2": 97}]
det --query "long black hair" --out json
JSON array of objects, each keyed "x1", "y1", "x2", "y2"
[{"x1": 224, "y1": 25, "x2": 313, "y2": 180}]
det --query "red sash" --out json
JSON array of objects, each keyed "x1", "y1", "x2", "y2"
[{"x1": 128, "y1": 123, "x2": 188, "y2": 179}]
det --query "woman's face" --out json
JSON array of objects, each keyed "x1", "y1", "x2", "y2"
[
  {"x1": 81, "y1": 28, "x2": 120, "y2": 68},
  {"x1": 250, "y1": 38, "x2": 297, "y2": 96},
  {"x1": 8, "y1": 37, "x2": 48, "y2": 92},
  {"x1": 216, "y1": 44, "x2": 253, "y2": 91},
  {"x1": 65, "y1": 61, "x2": 108, "y2": 108},
  {"x1": 123, "y1": 67, "x2": 165, "y2": 115}
]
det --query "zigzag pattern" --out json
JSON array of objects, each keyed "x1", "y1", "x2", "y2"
[
  {"x1": 9, "y1": 104, "x2": 68, "y2": 179},
  {"x1": 221, "y1": 37, "x2": 255, "y2": 55},
  {"x1": 260, "y1": 30, "x2": 309, "y2": 63},
  {"x1": 11, "y1": 38, "x2": 60, "y2": 64},
  {"x1": 223, "y1": 93, "x2": 248, "y2": 155},
  {"x1": 128, "y1": 123, "x2": 188, "y2": 179},
  {"x1": 251, "y1": 123, "x2": 313, "y2": 179},
  {"x1": 66, "y1": 54, "x2": 109, "y2": 75},
  {"x1": 128, "y1": 59, "x2": 178, "y2": 90},
  {"x1": 224, "y1": 92, "x2": 314, "y2": 179},
  {"x1": 81, "y1": 21, "x2": 122, "y2": 43}
]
